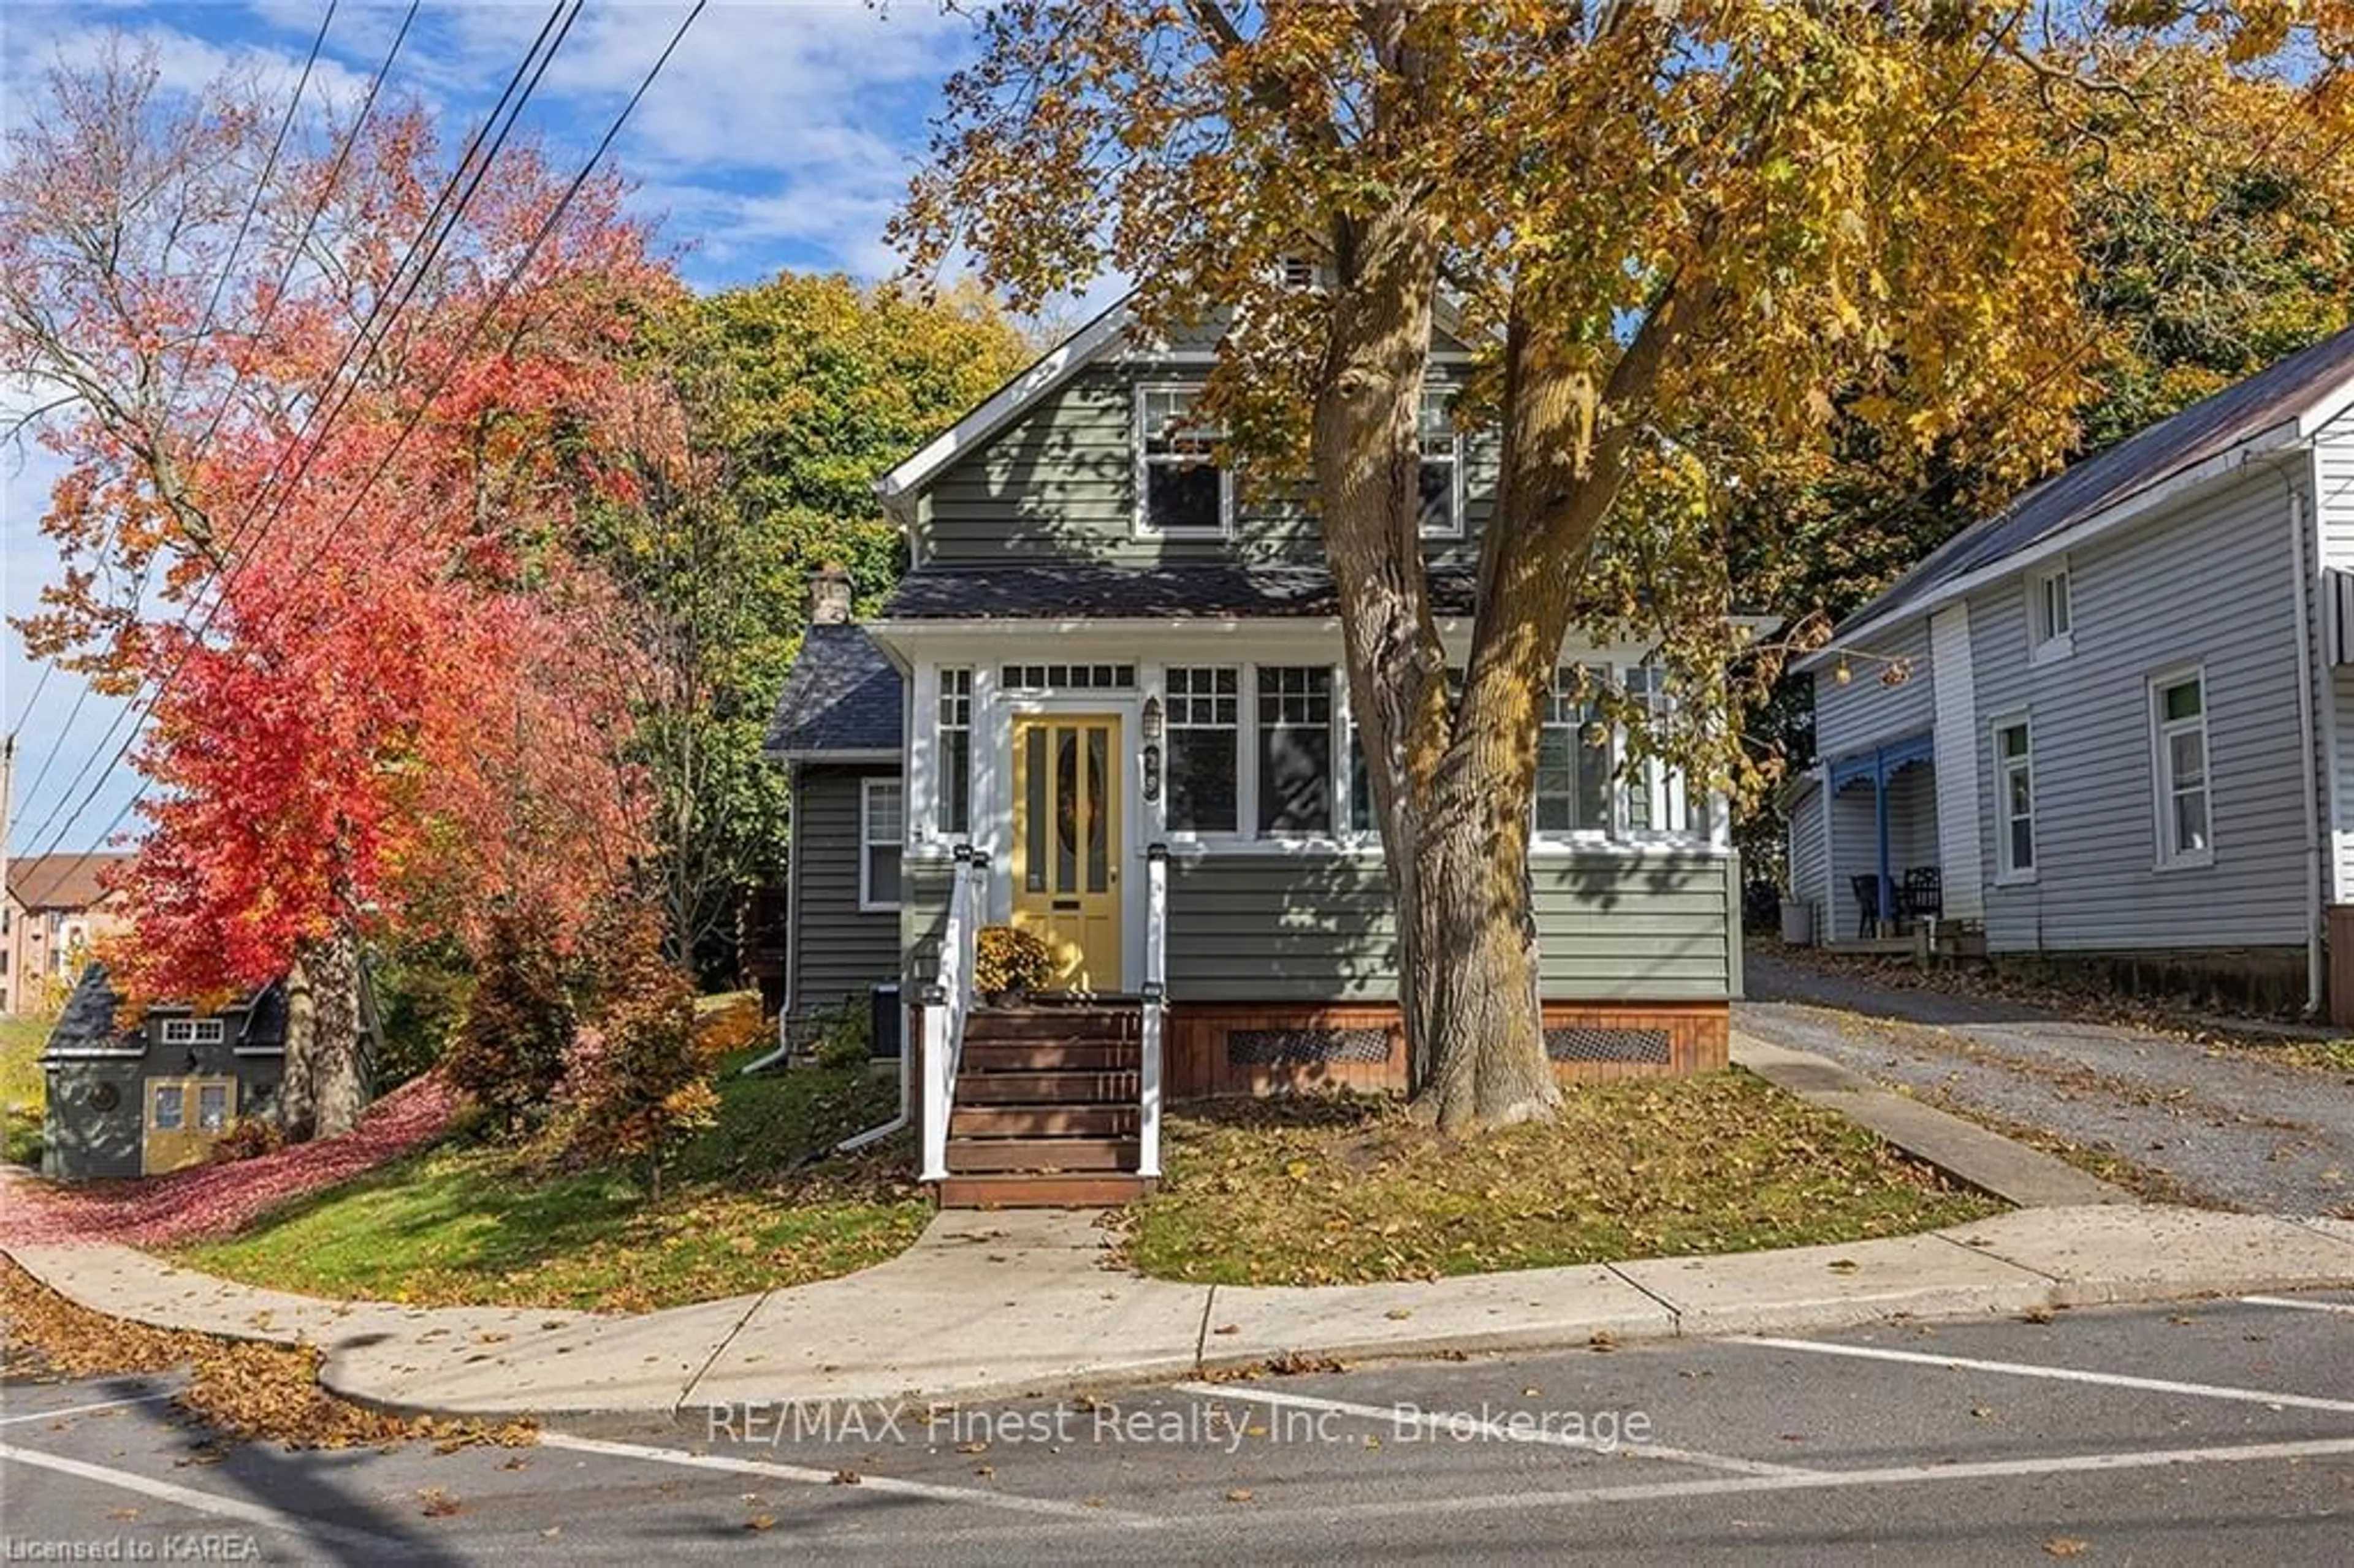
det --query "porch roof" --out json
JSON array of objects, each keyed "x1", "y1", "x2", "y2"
[
  {"x1": 883, "y1": 561, "x2": 1480, "y2": 622},
  {"x1": 1827, "y1": 730, "x2": 1935, "y2": 790},
  {"x1": 766, "y1": 624, "x2": 905, "y2": 758}
]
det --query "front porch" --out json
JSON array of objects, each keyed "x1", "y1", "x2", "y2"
[{"x1": 1826, "y1": 733, "x2": 1945, "y2": 946}]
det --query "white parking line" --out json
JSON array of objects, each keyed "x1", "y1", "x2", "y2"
[
  {"x1": 0, "y1": 1392, "x2": 177, "y2": 1426},
  {"x1": 0, "y1": 1441, "x2": 392, "y2": 1551},
  {"x1": 1297, "y1": 1434, "x2": 2354, "y2": 1523},
  {"x1": 538, "y1": 1431, "x2": 1159, "y2": 1526},
  {"x1": 1745, "y1": 1336, "x2": 2354, "y2": 1413},
  {"x1": 2242, "y1": 1294, "x2": 2354, "y2": 1316},
  {"x1": 1171, "y1": 1382, "x2": 1815, "y2": 1477}
]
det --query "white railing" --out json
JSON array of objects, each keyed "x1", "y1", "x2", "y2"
[
  {"x1": 1138, "y1": 842, "x2": 1168, "y2": 1180},
  {"x1": 920, "y1": 847, "x2": 986, "y2": 1182}
]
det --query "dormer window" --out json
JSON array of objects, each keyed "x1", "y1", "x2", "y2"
[
  {"x1": 1418, "y1": 387, "x2": 1463, "y2": 538},
  {"x1": 1280, "y1": 255, "x2": 1319, "y2": 289},
  {"x1": 2028, "y1": 561, "x2": 2073, "y2": 662},
  {"x1": 1136, "y1": 385, "x2": 1230, "y2": 536}
]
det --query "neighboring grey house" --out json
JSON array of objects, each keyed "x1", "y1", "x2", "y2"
[
  {"x1": 40, "y1": 964, "x2": 384, "y2": 1180},
  {"x1": 1787, "y1": 324, "x2": 2354, "y2": 1015},
  {"x1": 766, "y1": 296, "x2": 1745, "y2": 1204}
]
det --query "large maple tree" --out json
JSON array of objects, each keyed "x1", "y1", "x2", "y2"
[{"x1": 3, "y1": 44, "x2": 668, "y2": 1135}]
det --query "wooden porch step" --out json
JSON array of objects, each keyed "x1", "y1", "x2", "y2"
[
  {"x1": 961, "y1": 1040, "x2": 1138, "y2": 1073},
  {"x1": 945, "y1": 1137, "x2": 1138, "y2": 1173},
  {"x1": 951, "y1": 1103, "x2": 1139, "y2": 1138},
  {"x1": 962, "y1": 1008, "x2": 1141, "y2": 1044},
  {"x1": 955, "y1": 1070, "x2": 1138, "y2": 1105},
  {"x1": 937, "y1": 1173, "x2": 1152, "y2": 1209}
]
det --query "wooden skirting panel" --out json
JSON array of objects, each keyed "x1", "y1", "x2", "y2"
[{"x1": 1165, "y1": 1001, "x2": 1728, "y2": 1100}]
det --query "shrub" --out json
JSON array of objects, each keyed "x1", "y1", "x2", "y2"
[
  {"x1": 559, "y1": 907, "x2": 719, "y2": 1199},
  {"x1": 694, "y1": 995, "x2": 768, "y2": 1058},
  {"x1": 974, "y1": 925, "x2": 1055, "y2": 995},
  {"x1": 440, "y1": 911, "x2": 573, "y2": 1136},
  {"x1": 810, "y1": 999, "x2": 872, "y2": 1070},
  {"x1": 371, "y1": 934, "x2": 476, "y2": 1089},
  {"x1": 208, "y1": 1116, "x2": 285, "y2": 1164}
]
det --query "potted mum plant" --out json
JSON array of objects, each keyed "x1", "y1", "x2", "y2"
[{"x1": 974, "y1": 924, "x2": 1056, "y2": 1005}]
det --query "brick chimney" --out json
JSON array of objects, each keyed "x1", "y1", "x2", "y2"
[{"x1": 809, "y1": 562, "x2": 853, "y2": 626}]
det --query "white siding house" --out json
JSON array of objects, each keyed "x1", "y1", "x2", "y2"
[{"x1": 1786, "y1": 325, "x2": 2354, "y2": 1016}]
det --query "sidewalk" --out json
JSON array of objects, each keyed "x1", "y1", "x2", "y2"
[{"x1": 9, "y1": 1038, "x2": 2354, "y2": 1421}]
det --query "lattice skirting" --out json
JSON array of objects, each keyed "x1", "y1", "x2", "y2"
[
  {"x1": 1226, "y1": 1027, "x2": 1393, "y2": 1067},
  {"x1": 1543, "y1": 1027, "x2": 1672, "y2": 1065}
]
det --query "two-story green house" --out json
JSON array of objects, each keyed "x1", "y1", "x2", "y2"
[{"x1": 765, "y1": 299, "x2": 1743, "y2": 1205}]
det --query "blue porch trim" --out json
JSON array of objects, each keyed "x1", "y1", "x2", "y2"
[{"x1": 1827, "y1": 731, "x2": 1934, "y2": 934}]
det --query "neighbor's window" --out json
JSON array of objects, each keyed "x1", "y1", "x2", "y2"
[
  {"x1": 1418, "y1": 387, "x2": 1463, "y2": 538},
  {"x1": 160, "y1": 1019, "x2": 225, "y2": 1046},
  {"x1": 1994, "y1": 718, "x2": 2036, "y2": 881},
  {"x1": 937, "y1": 667, "x2": 972, "y2": 837},
  {"x1": 1165, "y1": 667, "x2": 1240, "y2": 834},
  {"x1": 859, "y1": 777, "x2": 904, "y2": 911},
  {"x1": 1620, "y1": 663, "x2": 1689, "y2": 834},
  {"x1": 1257, "y1": 666, "x2": 1334, "y2": 835},
  {"x1": 2150, "y1": 669, "x2": 2211, "y2": 867},
  {"x1": 1536, "y1": 668, "x2": 1612, "y2": 833},
  {"x1": 1137, "y1": 386, "x2": 1228, "y2": 535},
  {"x1": 2029, "y1": 563, "x2": 2073, "y2": 660}
]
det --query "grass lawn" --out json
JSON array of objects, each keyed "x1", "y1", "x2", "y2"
[
  {"x1": 1121, "y1": 1070, "x2": 2003, "y2": 1286},
  {"x1": 1, "y1": 1014, "x2": 49, "y2": 1166},
  {"x1": 177, "y1": 1054, "x2": 931, "y2": 1313}
]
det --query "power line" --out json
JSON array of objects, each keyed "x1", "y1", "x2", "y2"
[
  {"x1": 7, "y1": 0, "x2": 571, "y2": 853},
  {"x1": 26, "y1": 0, "x2": 710, "y2": 881}
]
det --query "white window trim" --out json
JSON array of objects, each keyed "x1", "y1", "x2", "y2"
[
  {"x1": 1250, "y1": 663, "x2": 1343, "y2": 841},
  {"x1": 1990, "y1": 714, "x2": 2036, "y2": 886},
  {"x1": 1417, "y1": 387, "x2": 1466, "y2": 541},
  {"x1": 935, "y1": 665, "x2": 974, "y2": 843},
  {"x1": 2147, "y1": 664, "x2": 2214, "y2": 872},
  {"x1": 160, "y1": 1018, "x2": 226, "y2": 1046},
  {"x1": 1160, "y1": 664, "x2": 1248, "y2": 843},
  {"x1": 2027, "y1": 561, "x2": 2074, "y2": 664},
  {"x1": 858, "y1": 775, "x2": 905, "y2": 913},
  {"x1": 1133, "y1": 382, "x2": 1233, "y2": 538}
]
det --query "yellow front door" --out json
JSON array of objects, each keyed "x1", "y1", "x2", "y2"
[
  {"x1": 1010, "y1": 712, "x2": 1123, "y2": 990},
  {"x1": 143, "y1": 1076, "x2": 235, "y2": 1175}
]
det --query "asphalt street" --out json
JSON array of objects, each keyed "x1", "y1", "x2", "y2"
[{"x1": 6, "y1": 1293, "x2": 2353, "y2": 1564}]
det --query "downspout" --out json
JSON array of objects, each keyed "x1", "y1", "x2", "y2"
[
  {"x1": 2272, "y1": 454, "x2": 2327, "y2": 1014},
  {"x1": 741, "y1": 758, "x2": 802, "y2": 1075}
]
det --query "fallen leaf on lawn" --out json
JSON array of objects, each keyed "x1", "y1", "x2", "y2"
[
  {"x1": 1827, "y1": 1258, "x2": 1861, "y2": 1274},
  {"x1": 1225, "y1": 1489, "x2": 1255, "y2": 1503},
  {"x1": 1970, "y1": 1406, "x2": 1994, "y2": 1420},
  {"x1": 417, "y1": 1489, "x2": 462, "y2": 1518},
  {"x1": 744, "y1": 1514, "x2": 777, "y2": 1532},
  {"x1": 2043, "y1": 1539, "x2": 2088, "y2": 1559},
  {"x1": 1211, "y1": 1323, "x2": 1240, "y2": 1336},
  {"x1": 1384, "y1": 1307, "x2": 1414, "y2": 1321}
]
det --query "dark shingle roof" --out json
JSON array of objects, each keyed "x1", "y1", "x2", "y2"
[
  {"x1": 41, "y1": 966, "x2": 139, "y2": 1056},
  {"x1": 1839, "y1": 324, "x2": 2354, "y2": 637},
  {"x1": 766, "y1": 625, "x2": 904, "y2": 756},
  {"x1": 883, "y1": 561, "x2": 1480, "y2": 620}
]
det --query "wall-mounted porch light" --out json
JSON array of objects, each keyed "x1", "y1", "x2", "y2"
[{"x1": 1141, "y1": 694, "x2": 1164, "y2": 803}]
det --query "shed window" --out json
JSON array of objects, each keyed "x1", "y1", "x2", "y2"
[
  {"x1": 1136, "y1": 386, "x2": 1228, "y2": 535},
  {"x1": 1165, "y1": 667, "x2": 1240, "y2": 834},
  {"x1": 2150, "y1": 669, "x2": 2211, "y2": 867},
  {"x1": 1256, "y1": 667, "x2": 1334, "y2": 835},
  {"x1": 859, "y1": 778, "x2": 904, "y2": 912},
  {"x1": 937, "y1": 668, "x2": 972, "y2": 837},
  {"x1": 151, "y1": 1084, "x2": 184, "y2": 1131},
  {"x1": 197, "y1": 1083, "x2": 230, "y2": 1132},
  {"x1": 161, "y1": 1019, "x2": 225, "y2": 1046}
]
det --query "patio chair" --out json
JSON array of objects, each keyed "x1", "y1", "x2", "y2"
[
  {"x1": 1902, "y1": 866, "x2": 1943, "y2": 921},
  {"x1": 1849, "y1": 874, "x2": 1881, "y2": 940}
]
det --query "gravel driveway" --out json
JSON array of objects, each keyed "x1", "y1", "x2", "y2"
[{"x1": 1738, "y1": 948, "x2": 2354, "y2": 1216}]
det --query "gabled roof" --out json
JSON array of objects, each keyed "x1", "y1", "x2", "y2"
[
  {"x1": 7, "y1": 853, "x2": 132, "y2": 911},
  {"x1": 38, "y1": 967, "x2": 288, "y2": 1057},
  {"x1": 764, "y1": 624, "x2": 904, "y2": 758},
  {"x1": 880, "y1": 561, "x2": 1480, "y2": 622},
  {"x1": 1815, "y1": 324, "x2": 2354, "y2": 657}
]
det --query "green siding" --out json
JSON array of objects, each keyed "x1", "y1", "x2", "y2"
[
  {"x1": 918, "y1": 360, "x2": 1496, "y2": 569},
  {"x1": 1164, "y1": 851, "x2": 1737, "y2": 1003},
  {"x1": 790, "y1": 764, "x2": 903, "y2": 1014}
]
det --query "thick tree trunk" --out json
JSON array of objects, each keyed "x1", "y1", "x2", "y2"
[{"x1": 278, "y1": 927, "x2": 368, "y2": 1141}]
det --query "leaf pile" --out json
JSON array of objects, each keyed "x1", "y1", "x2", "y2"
[
  {"x1": 0, "y1": 1257, "x2": 532, "y2": 1451},
  {"x1": 1118, "y1": 1071, "x2": 2001, "y2": 1286},
  {"x1": 2, "y1": 1075, "x2": 463, "y2": 1247}
]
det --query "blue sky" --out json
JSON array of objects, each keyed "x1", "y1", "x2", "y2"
[{"x1": 4, "y1": 0, "x2": 998, "y2": 856}]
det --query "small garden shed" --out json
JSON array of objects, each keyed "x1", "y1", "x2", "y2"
[{"x1": 39, "y1": 965, "x2": 378, "y2": 1180}]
